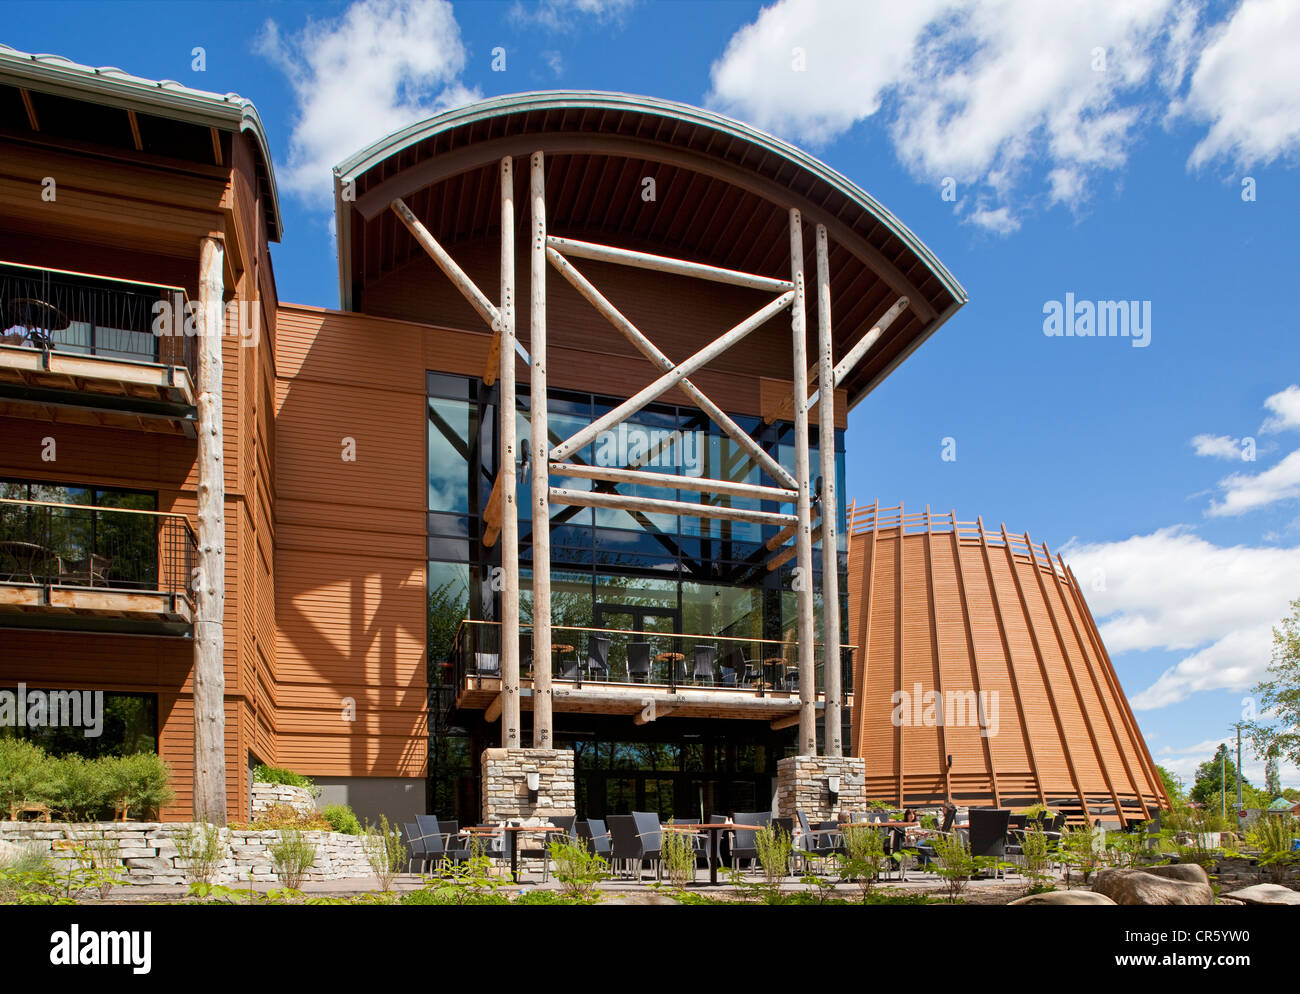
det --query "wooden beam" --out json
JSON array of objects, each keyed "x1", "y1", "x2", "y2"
[
  {"x1": 126, "y1": 110, "x2": 143, "y2": 151},
  {"x1": 193, "y1": 234, "x2": 227, "y2": 825},
  {"x1": 19, "y1": 88, "x2": 38, "y2": 131},
  {"x1": 765, "y1": 522, "x2": 823, "y2": 572},
  {"x1": 482, "y1": 330, "x2": 501, "y2": 387},
  {"x1": 498, "y1": 156, "x2": 521, "y2": 751},
  {"x1": 547, "y1": 234, "x2": 793, "y2": 293},
  {"x1": 547, "y1": 246, "x2": 797, "y2": 489},
  {"x1": 550, "y1": 487, "x2": 797, "y2": 528},
  {"x1": 815, "y1": 224, "x2": 843, "y2": 758},
  {"x1": 483, "y1": 472, "x2": 504, "y2": 547},
  {"x1": 530, "y1": 150, "x2": 554, "y2": 750},
  {"x1": 390, "y1": 197, "x2": 501, "y2": 332},
  {"x1": 771, "y1": 713, "x2": 802, "y2": 731},
  {"x1": 485, "y1": 693, "x2": 503, "y2": 723},
  {"x1": 789, "y1": 208, "x2": 818, "y2": 757},
  {"x1": 764, "y1": 361, "x2": 818, "y2": 425},
  {"x1": 210, "y1": 127, "x2": 223, "y2": 166},
  {"x1": 550, "y1": 290, "x2": 794, "y2": 462},
  {"x1": 634, "y1": 703, "x2": 677, "y2": 725},
  {"x1": 549, "y1": 462, "x2": 795, "y2": 502}
]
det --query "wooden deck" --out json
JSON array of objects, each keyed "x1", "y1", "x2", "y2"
[{"x1": 0, "y1": 582, "x2": 193, "y2": 630}]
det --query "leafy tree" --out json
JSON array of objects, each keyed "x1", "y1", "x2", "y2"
[
  {"x1": 1190, "y1": 743, "x2": 1251, "y2": 807},
  {"x1": 1265, "y1": 747, "x2": 1282, "y2": 798},
  {"x1": 1156, "y1": 764, "x2": 1185, "y2": 805},
  {"x1": 1245, "y1": 595, "x2": 1300, "y2": 769}
]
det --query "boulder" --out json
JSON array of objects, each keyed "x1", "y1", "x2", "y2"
[
  {"x1": 1093, "y1": 868, "x2": 1214, "y2": 905},
  {"x1": 1221, "y1": 883, "x2": 1300, "y2": 906},
  {"x1": 1141, "y1": 863, "x2": 1211, "y2": 886},
  {"x1": 1009, "y1": 890, "x2": 1118, "y2": 905}
]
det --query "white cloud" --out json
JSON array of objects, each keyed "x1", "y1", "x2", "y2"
[
  {"x1": 1157, "y1": 738, "x2": 1300, "y2": 790},
  {"x1": 706, "y1": 0, "x2": 1189, "y2": 231},
  {"x1": 510, "y1": 0, "x2": 637, "y2": 31},
  {"x1": 1262, "y1": 384, "x2": 1300, "y2": 434},
  {"x1": 1191, "y1": 433, "x2": 1243, "y2": 459},
  {"x1": 1207, "y1": 449, "x2": 1300, "y2": 517},
  {"x1": 1060, "y1": 527, "x2": 1300, "y2": 708},
  {"x1": 257, "y1": 0, "x2": 479, "y2": 208},
  {"x1": 1179, "y1": 0, "x2": 1300, "y2": 169}
]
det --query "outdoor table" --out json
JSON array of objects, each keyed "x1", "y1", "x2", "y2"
[
  {"x1": 655, "y1": 651, "x2": 684, "y2": 683},
  {"x1": 663, "y1": 822, "x2": 761, "y2": 885},
  {"x1": 459, "y1": 824, "x2": 566, "y2": 883}
]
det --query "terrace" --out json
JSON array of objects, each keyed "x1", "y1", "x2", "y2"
[
  {"x1": 447, "y1": 618, "x2": 854, "y2": 726},
  {"x1": 0, "y1": 497, "x2": 196, "y2": 635},
  {"x1": 0, "y1": 261, "x2": 198, "y2": 435}
]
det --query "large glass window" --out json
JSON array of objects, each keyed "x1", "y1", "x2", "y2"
[{"x1": 0, "y1": 690, "x2": 157, "y2": 759}]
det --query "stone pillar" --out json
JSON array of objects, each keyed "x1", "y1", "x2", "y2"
[
  {"x1": 480, "y1": 748, "x2": 575, "y2": 823},
  {"x1": 775, "y1": 755, "x2": 867, "y2": 823}
]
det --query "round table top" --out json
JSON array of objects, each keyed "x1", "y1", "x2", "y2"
[
  {"x1": 761, "y1": 657, "x2": 787, "y2": 665},
  {"x1": 656, "y1": 652, "x2": 684, "y2": 662},
  {"x1": 552, "y1": 644, "x2": 575, "y2": 652}
]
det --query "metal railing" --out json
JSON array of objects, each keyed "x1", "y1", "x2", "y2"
[
  {"x1": 0, "y1": 260, "x2": 197, "y2": 384},
  {"x1": 0, "y1": 498, "x2": 196, "y2": 602},
  {"x1": 448, "y1": 618, "x2": 854, "y2": 702}
]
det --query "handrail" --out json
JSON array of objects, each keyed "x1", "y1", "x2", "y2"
[
  {"x1": 0, "y1": 258, "x2": 189, "y2": 300},
  {"x1": 451, "y1": 616, "x2": 854, "y2": 652}
]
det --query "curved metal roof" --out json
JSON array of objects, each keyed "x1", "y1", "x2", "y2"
[{"x1": 335, "y1": 90, "x2": 964, "y2": 304}]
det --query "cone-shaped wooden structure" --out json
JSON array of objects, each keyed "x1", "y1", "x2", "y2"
[{"x1": 847, "y1": 502, "x2": 1169, "y2": 825}]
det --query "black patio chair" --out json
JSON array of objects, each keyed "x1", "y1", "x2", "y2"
[
  {"x1": 795, "y1": 809, "x2": 842, "y2": 870},
  {"x1": 404, "y1": 822, "x2": 432, "y2": 873},
  {"x1": 520, "y1": 633, "x2": 534, "y2": 676},
  {"x1": 585, "y1": 818, "x2": 613, "y2": 860},
  {"x1": 472, "y1": 652, "x2": 500, "y2": 679},
  {"x1": 587, "y1": 635, "x2": 611, "y2": 680},
  {"x1": 626, "y1": 641, "x2": 652, "y2": 683},
  {"x1": 608, "y1": 814, "x2": 649, "y2": 880},
  {"x1": 728, "y1": 811, "x2": 772, "y2": 871},
  {"x1": 668, "y1": 816, "x2": 707, "y2": 871},
  {"x1": 414, "y1": 814, "x2": 456, "y2": 871},
  {"x1": 440, "y1": 820, "x2": 471, "y2": 864},
  {"x1": 631, "y1": 811, "x2": 664, "y2": 881},
  {"x1": 969, "y1": 807, "x2": 1012, "y2": 878},
  {"x1": 557, "y1": 654, "x2": 581, "y2": 680},
  {"x1": 692, "y1": 645, "x2": 717, "y2": 684}
]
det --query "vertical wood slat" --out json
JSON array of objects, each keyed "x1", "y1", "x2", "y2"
[
  {"x1": 923, "y1": 506, "x2": 951, "y2": 800},
  {"x1": 949, "y1": 510, "x2": 999, "y2": 806}
]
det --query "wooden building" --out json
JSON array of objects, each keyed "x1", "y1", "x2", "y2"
[
  {"x1": 846, "y1": 502, "x2": 1170, "y2": 825},
  {"x1": 2, "y1": 47, "x2": 981, "y2": 824}
]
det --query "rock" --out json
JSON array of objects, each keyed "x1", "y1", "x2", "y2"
[
  {"x1": 1141, "y1": 863, "x2": 1211, "y2": 886},
  {"x1": 1216, "y1": 898, "x2": 1245, "y2": 905},
  {"x1": 1221, "y1": 883, "x2": 1300, "y2": 906},
  {"x1": 0, "y1": 839, "x2": 24, "y2": 864},
  {"x1": 1093, "y1": 868, "x2": 1215, "y2": 905},
  {"x1": 602, "y1": 892, "x2": 680, "y2": 905},
  {"x1": 124, "y1": 857, "x2": 175, "y2": 872},
  {"x1": 1009, "y1": 890, "x2": 1118, "y2": 905}
]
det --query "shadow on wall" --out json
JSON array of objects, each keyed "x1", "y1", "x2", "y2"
[{"x1": 312, "y1": 777, "x2": 426, "y2": 830}]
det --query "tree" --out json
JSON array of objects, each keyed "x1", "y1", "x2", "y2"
[
  {"x1": 1190, "y1": 743, "x2": 1251, "y2": 807},
  {"x1": 1265, "y1": 747, "x2": 1282, "y2": 798},
  {"x1": 1245, "y1": 595, "x2": 1300, "y2": 769},
  {"x1": 1156, "y1": 764, "x2": 1186, "y2": 805}
]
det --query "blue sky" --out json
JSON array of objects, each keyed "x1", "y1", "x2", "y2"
[{"x1": 7, "y1": 0, "x2": 1298, "y2": 789}]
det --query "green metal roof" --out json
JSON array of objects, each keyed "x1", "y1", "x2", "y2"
[{"x1": 334, "y1": 90, "x2": 966, "y2": 306}]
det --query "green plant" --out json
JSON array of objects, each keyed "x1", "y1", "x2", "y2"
[
  {"x1": 253, "y1": 764, "x2": 318, "y2": 794},
  {"x1": 269, "y1": 828, "x2": 317, "y2": 890},
  {"x1": 65, "y1": 826, "x2": 126, "y2": 900},
  {"x1": 1246, "y1": 814, "x2": 1299, "y2": 883},
  {"x1": 923, "y1": 831, "x2": 987, "y2": 902},
  {"x1": 546, "y1": 836, "x2": 607, "y2": 901},
  {"x1": 1059, "y1": 824, "x2": 1106, "y2": 884},
  {"x1": 0, "y1": 847, "x2": 67, "y2": 905},
  {"x1": 1020, "y1": 826, "x2": 1053, "y2": 892},
  {"x1": 920, "y1": 813, "x2": 938, "y2": 830},
  {"x1": 0, "y1": 738, "x2": 49, "y2": 819},
  {"x1": 660, "y1": 823, "x2": 696, "y2": 890},
  {"x1": 237, "y1": 803, "x2": 332, "y2": 831},
  {"x1": 43, "y1": 755, "x2": 111, "y2": 820},
  {"x1": 322, "y1": 803, "x2": 363, "y2": 835},
  {"x1": 100, "y1": 753, "x2": 173, "y2": 820},
  {"x1": 362, "y1": 815, "x2": 404, "y2": 892},
  {"x1": 755, "y1": 824, "x2": 793, "y2": 891},
  {"x1": 839, "y1": 823, "x2": 890, "y2": 900},
  {"x1": 175, "y1": 822, "x2": 226, "y2": 887}
]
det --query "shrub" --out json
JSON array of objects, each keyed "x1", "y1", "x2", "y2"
[
  {"x1": 755, "y1": 824, "x2": 793, "y2": 890},
  {"x1": 43, "y1": 755, "x2": 111, "y2": 820},
  {"x1": 660, "y1": 825, "x2": 695, "y2": 890},
  {"x1": 253, "y1": 764, "x2": 317, "y2": 793},
  {"x1": 840, "y1": 823, "x2": 889, "y2": 900},
  {"x1": 176, "y1": 823, "x2": 226, "y2": 886},
  {"x1": 269, "y1": 829, "x2": 317, "y2": 890},
  {"x1": 101, "y1": 753, "x2": 173, "y2": 820},
  {"x1": 1020, "y1": 826, "x2": 1053, "y2": 892},
  {"x1": 322, "y1": 803, "x2": 362, "y2": 835},
  {"x1": 1246, "y1": 814, "x2": 1299, "y2": 883},
  {"x1": 0, "y1": 739, "x2": 49, "y2": 819},
  {"x1": 64, "y1": 826, "x2": 125, "y2": 900},
  {"x1": 236, "y1": 803, "x2": 331, "y2": 832},
  {"x1": 362, "y1": 816, "x2": 404, "y2": 892},
  {"x1": 925, "y1": 831, "x2": 983, "y2": 902},
  {"x1": 546, "y1": 836, "x2": 607, "y2": 901}
]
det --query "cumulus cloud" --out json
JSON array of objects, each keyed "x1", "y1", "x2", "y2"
[
  {"x1": 1191, "y1": 433, "x2": 1244, "y2": 459},
  {"x1": 1207, "y1": 450, "x2": 1300, "y2": 517},
  {"x1": 1060, "y1": 527, "x2": 1300, "y2": 708},
  {"x1": 1178, "y1": 0, "x2": 1300, "y2": 168},
  {"x1": 1262, "y1": 384, "x2": 1300, "y2": 434},
  {"x1": 256, "y1": 0, "x2": 480, "y2": 208}
]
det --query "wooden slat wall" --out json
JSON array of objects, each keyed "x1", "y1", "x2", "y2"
[{"x1": 845, "y1": 502, "x2": 1170, "y2": 822}]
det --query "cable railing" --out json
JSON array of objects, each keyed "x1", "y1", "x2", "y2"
[
  {"x1": 448, "y1": 618, "x2": 854, "y2": 703},
  {"x1": 0, "y1": 260, "x2": 197, "y2": 384},
  {"x1": 0, "y1": 498, "x2": 197, "y2": 602}
]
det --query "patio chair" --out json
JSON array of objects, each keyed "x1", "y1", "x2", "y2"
[
  {"x1": 520, "y1": 633, "x2": 534, "y2": 676},
  {"x1": 626, "y1": 641, "x2": 652, "y2": 683},
  {"x1": 718, "y1": 648, "x2": 743, "y2": 687},
  {"x1": 404, "y1": 822, "x2": 435, "y2": 874},
  {"x1": 585, "y1": 818, "x2": 612, "y2": 860},
  {"x1": 607, "y1": 814, "x2": 645, "y2": 879},
  {"x1": 58, "y1": 553, "x2": 112, "y2": 586},
  {"x1": 414, "y1": 814, "x2": 455, "y2": 870},
  {"x1": 440, "y1": 820, "x2": 471, "y2": 864},
  {"x1": 668, "y1": 816, "x2": 707, "y2": 873},
  {"x1": 557, "y1": 654, "x2": 581, "y2": 680},
  {"x1": 586, "y1": 635, "x2": 611, "y2": 680},
  {"x1": 631, "y1": 811, "x2": 664, "y2": 881},
  {"x1": 968, "y1": 807, "x2": 1012, "y2": 878},
  {"x1": 728, "y1": 811, "x2": 772, "y2": 871},
  {"x1": 692, "y1": 645, "x2": 717, "y2": 684},
  {"x1": 472, "y1": 652, "x2": 501, "y2": 679},
  {"x1": 795, "y1": 809, "x2": 842, "y2": 870}
]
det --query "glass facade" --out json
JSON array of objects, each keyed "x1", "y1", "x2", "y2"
[{"x1": 426, "y1": 371, "x2": 849, "y2": 819}]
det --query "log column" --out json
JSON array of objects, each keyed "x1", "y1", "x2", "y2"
[
  {"x1": 499, "y1": 156, "x2": 521, "y2": 750},
  {"x1": 788, "y1": 209, "x2": 817, "y2": 757},
  {"x1": 814, "y1": 224, "x2": 843, "y2": 757},
  {"x1": 194, "y1": 233, "x2": 227, "y2": 823},
  {"x1": 529, "y1": 151, "x2": 553, "y2": 749}
]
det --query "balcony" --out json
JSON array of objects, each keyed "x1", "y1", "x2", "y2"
[
  {"x1": 445, "y1": 619, "x2": 854, "y2": 728},
  {"x1": 0, "y1": 498, "x2": 196, "y2": 636},
  {"x1": 0, "y1": 261, "x2": 198, "y2": 435}
]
